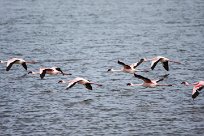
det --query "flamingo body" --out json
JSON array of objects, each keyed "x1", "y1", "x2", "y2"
[
  {"x1": 58, "y1": 77, "x2": 102, "y2": 90},
  {"x1": 181, "y1": 81, "x2": 204, "y2": 99},
  {"x1": 108, "y1": 59, "x2": 147, "y2": 74},
  {"x1": 127, "y1": 74, "x2": 172, "y2": 88},
  {"x1": 0, "y1": 58, "x2": 27, "y2": 71},
  {"x1": 144, "y1": 56, "x2": 181, "y2": 71},
  {"x1": 28, "y1": 67, "x2": 70, "y2": 79}
]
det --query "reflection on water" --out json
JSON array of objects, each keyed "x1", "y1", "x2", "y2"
[{"x1": 0, "y1": 0, "x2": 204, "y2": 135}]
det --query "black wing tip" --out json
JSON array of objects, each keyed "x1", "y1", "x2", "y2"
[
  {"x1": 165, "y1": 68, "x2": 169, "y2": 71},
  {"x1": 118, "y1": 60, "x2": 125, "y2": 64},
  {"x1": 40, "y1": 74, "x2": 45, "y2": 79},
  {"x1": 117, "y1": 60, "x2": 122, "y2": 64},
  {"x1": 85, "y1": 83, "x2": 93, "y2": 90},
  {"x1": 134, "y1": 73, "x2": 143, "y2": 78},
  {"x1": 140, "y1": 58, "x2": 145, "y2": 61},
  {"x1": 6, "y1": 64, "x2": 13, "y2": 71},
  {"x1": 192, "y1": 91, "x2": 199, "y2": 99},
  {"x1": 151, "y1": 66, "x2": 154, "y2": 70},
  {"x1": 22, "y1": 62, "x2": 27, "y2": 71}
]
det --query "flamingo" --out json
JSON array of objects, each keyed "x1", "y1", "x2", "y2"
[
  {"x1": 127, "y1": 74, "x2": 172, "y2": 88},
  {"x1": 143, "y1": 56, "x2": 181, "y2": 71},
  {"x1": 0, "y1": 58, "x2": 36, "y2": 71},
  {"x1": 107, "y1": 59, "x2": 148, "y2": 74},
  {"x1": 28, "y1": 67, "x2": 71, "y2": 79},
  {"x1": 58, "y1": 77, "x2": 102, "y2": 90},
  {"x1": 181, "y1": 81, "x2": 204, "y2": 99}
]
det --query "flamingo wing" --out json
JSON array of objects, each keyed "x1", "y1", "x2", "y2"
[
  {"x1": 132, "y1": 59, "x2": 145, "y2": 68},
  {"x1": 85, "y1": 83, "x2": 92, "y2": 90},
  {"x1": 151, "y1": 58, "x2": 161, "y2": 70},
  {"x1": 162, "y1": 61, "x2": 169, "y2": 71},
  {"x1": 55, "y1": 67, "x2": 64, "y2": 75},
  {"x1": 66, "y1": 82, "x2": 77, "y2": 90},
  {"x1": 40, "y1": 69, "x2": 48, "y2": 79},
  {"x1": 118, "y1": 60, "x2": 127, "y2": 66},
  {"x1": 134, "y1": 73, "x2": 151, "y2": 83},
  {"x1": 156, "y1": 74, "x2": 169, "y2": 83},
  {"x1": 192, "y1": 88, "x2": 199, "y2": 99},
  {"x1": 118, "y1": 60, "x2": 131, "y2": 69},
  {"x1": 6, "y1": 59, "x2": 18, "y2": 71},
  {"x1": 192, "y1": 86, "x2": 203, "y2": 99},
  {"x1": 21, "y1": 62, "x2": 27, "y2": 71}
]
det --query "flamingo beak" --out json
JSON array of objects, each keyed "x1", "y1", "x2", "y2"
[{"x1": 28, "y1": 71, "x2": 32, "y2": 74}]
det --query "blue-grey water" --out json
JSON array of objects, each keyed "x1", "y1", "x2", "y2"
[{"x1": 0, "y1": 0, "x2": 204, "y2": 135}]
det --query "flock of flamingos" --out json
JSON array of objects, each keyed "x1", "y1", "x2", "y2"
[{"x1": 0, "y1": 56, "x2": 203, "y2": 100}]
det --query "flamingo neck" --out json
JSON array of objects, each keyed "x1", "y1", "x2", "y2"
[
  {"x1": 157, "y1": 84, "x2": 173, "y2": 86},
  {"x1": 130, "y1": 83, "x2": 143, "y2": 86},
  {"x1": 111, "y1": 69, "x2": 123, "y2": 72},
  {"x1": 29, "y1": 71, "x2": 40, "y2": 75},
  {"x1": 60, "y1": 80, "x2": 67, "y2": 84},
  {"x1": 0, "y1": 60, "x2": 7, "y2": 64},
  {"x1": 181, "y1": 82, "x2": 191, "y2": 86}
]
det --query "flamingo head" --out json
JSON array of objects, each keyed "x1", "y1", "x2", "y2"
[
  {"x1": 58, "y1": 80, "x2": 63, "y2": 83},
  {"x1": 181, "y1": 81, "x2": 189, "y2": 86},
  {"x1": 142, "y1": 58, "x2": 149, "y2": 62},
  {"x1": 28, "y1": 71, "x2": 33, "y2": 74},
  {"x1": 55, "y1": 67, "x2": 64, "y2": 75},
  {"x1": 107, "y1": 68, "x2": 113, "y2": 72},
  {"x1": 127, "y1": 83, "x2": 133, "y2": 86},
  {"x1": 58, "y1": 80, "x2": 66, "y2": 84}
]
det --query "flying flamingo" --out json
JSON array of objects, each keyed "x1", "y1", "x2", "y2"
[
  {"x1": 143, "y1": 56, "x2": 181, "y2": 71},
  {"x1": 28, "y1": 67, "x2": 71, "y2": 79},
  {"x1": 107, "y1": 59, "x2": 148, "y2": 74},
  {"x1": 181, "y1": 81, "x2": 204, "y2": 99},
  {"x1": 58, "y1": 77, "x2": 102, "y2": 90},
  {"x1": 127, "y1": 73, "x2": 172, "y2": 88},
  {"x1": 0, "y1": 58, "x2": 36, "y2": 71}
]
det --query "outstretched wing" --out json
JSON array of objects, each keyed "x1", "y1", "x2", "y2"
[
  {"x1": 66, "y1": 82, "x2": 77, "y2": 90},
  {"x1": 134, "y1": 73, "x2": 151, "y2": 83},
  {"x1": 40, "y1": 69, "x2": 47, "y2": 79},
  {"x1": 6, "y1": 60, "x2": 18, "y2": 71},
  {"x1": 118, "y1": 60, "x2": 127, "y2": 66},
  {"x1": 192, "y1": 89, "x2": 199, "y2": 99},
  {"x1": 192, "y1": 85, "x2": 203, "y2": 99},
  {"x1": 162, "y1": 61, "x2": 169, "y2": 71},
  {"x1": 21, "y1": 62, "x2": 27, "y2": 71},
  {"x1": 55, "y1": 67, "x2": 64, "y2": 75},
  {"x1": 151, "y1": 58, "x2": 161, "y2": 70},
  {"x1": 132, "y1": 59, "x2": 145, "y2": 68},
  {"x1": 156, "y1": 74, "x2": 169, "y2": 83},
  {"x1": 85, "y1": 83, "x2": 92, "y2": 90},
  {"x1": 118, "y1": 60, "x2": 131, "y2": 69}
]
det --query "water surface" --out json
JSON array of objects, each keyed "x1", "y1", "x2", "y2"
[{"x1": 0, "y1": 0, "x2": 204, "y2": 135}]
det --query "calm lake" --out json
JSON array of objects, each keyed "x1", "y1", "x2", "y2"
[{"x1": 0, "y1": 0, "x2": 204, "y2": 135}]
